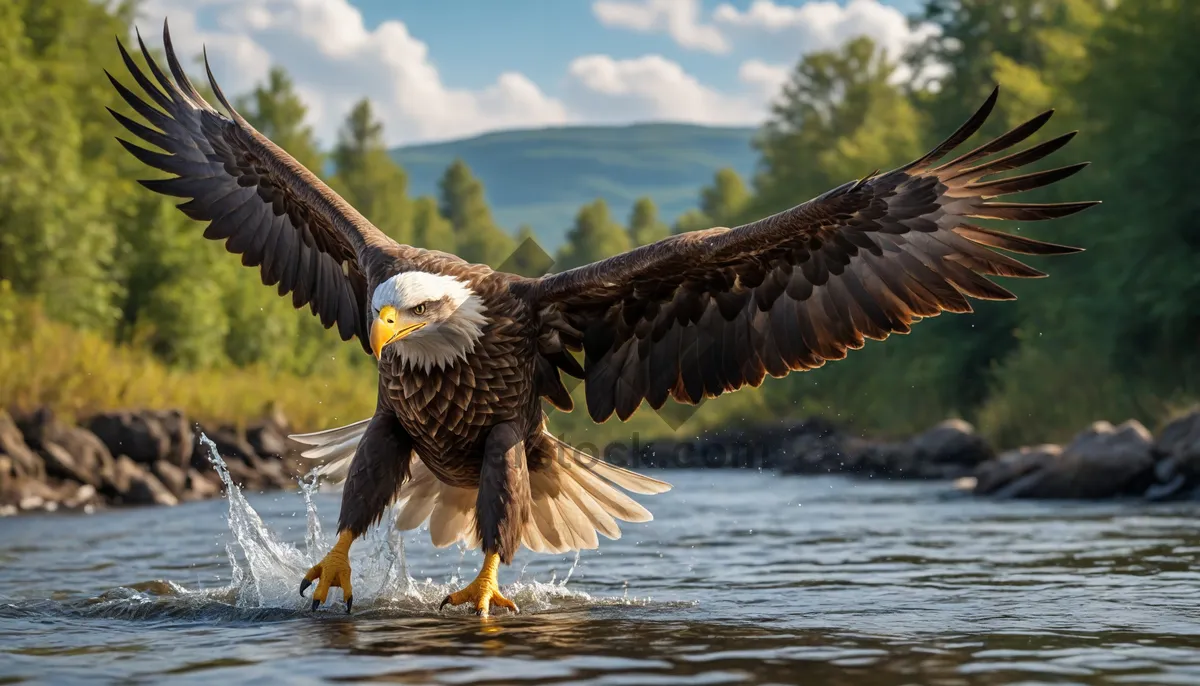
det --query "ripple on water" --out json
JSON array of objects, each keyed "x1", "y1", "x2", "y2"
[{"x1": 0, "y1": 440, "x2": 1197, "y2": 684}]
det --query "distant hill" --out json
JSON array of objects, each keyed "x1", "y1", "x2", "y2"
[{"x1": 391, "y1": 123, "x2": 758, "y2": 253}]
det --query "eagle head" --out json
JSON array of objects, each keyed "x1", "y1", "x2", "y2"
[{"x1": 369, "y1": 272, "x2": 488, "y2": 371}]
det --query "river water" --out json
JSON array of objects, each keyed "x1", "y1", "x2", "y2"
[{"x1": 1, "y1": 440, "x2": 1197, "y2": 685}]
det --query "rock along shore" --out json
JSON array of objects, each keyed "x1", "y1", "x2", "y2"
[
  {"x1": 3, "y1": 406, "x2": 1199, "y2": 515},
  {"x1": 0, "y1": 406, "x2": 308, "y2": 516},
  {"x1": 618, "y1": 410, "x2": 1200, "y2": 501}
]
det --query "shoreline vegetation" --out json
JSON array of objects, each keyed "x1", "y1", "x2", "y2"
[{"x1": 2, "y1": 0, "x2": 1197, "y2": 512}]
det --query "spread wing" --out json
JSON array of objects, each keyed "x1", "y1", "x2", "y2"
[
  {"x1": 528, "y1": 87, "x2": 1098, "y2": 422},
  {"x1": 107, "y1": 22, "x2": 394, "y2": 355}
]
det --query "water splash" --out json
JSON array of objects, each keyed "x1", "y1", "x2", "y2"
[
  {"x1": 193, "y1": 434, "x2": 604, "y2": 616},
  {"x1": 0, "y1": 435, "x2": 651, "y2": 621},
  {"x1": 207, "y1": 437, "x2": 313, "y2": 608},
  {"x1": 299, "y1": 473, "x2": 324, "y2": 559}
]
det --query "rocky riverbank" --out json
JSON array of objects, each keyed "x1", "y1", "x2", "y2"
[
  {"x1": 627, "y1": 410, "x2": 1200, "y2": 501},
  {"x1": 625, "y1": 416, "x2": 993, "y2": 479},
  {"x1": 969, "y1": 413, "x2": 1200, "y2": 500},
  {"x1": 0, "y1": 407, "x2": 307, "y2": 515},
  {"x1": 3, "y1": 405, "x2": 1199, "y2": 515}
]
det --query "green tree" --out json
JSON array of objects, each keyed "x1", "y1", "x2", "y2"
[
  {"x1": 753, "y1": 36, "x2": 924, "y2": 217},
  {"x1": 627, "y1": 197, "x2": 670, "y2": 246},
  {"x1": 700, "y1": 168, "x2": 750, "y2": 226},
  {"x1": 908, "y1": 0, "x2": 1106, "y2": 136},
  {"x1": 0, "y1": 0, "x2": 126, "y2": 329},
  {"x1": 891, "y1": 1, "x2": 1107, "y2": 431},
  {"x1": 110, "y1": 192, "x2": 231, "y2": 368},
  {"x1": 411, "y1": 195, "x2": 456, "y2": 253},
  {"x1": 556, "y1": 199, "x2": 631, "y2": 271},
  {"x1": 239, "y1": 66, "x2": 324, "y2": 173},
  {"x1": 331, "y1": 99, "x2": 412, "y2": 245},
  {"x1": 224, "y1": 65, "x2": 341, "y2": 372},
  {"x1": 437, "y1": 159, "x2": 515, "y2": 266},
  {"x1": 979, "y1": 0, "x2": 1200, "y2": 443},
  {"x1": 672, "y1": 209, "x2": 712, "y2": 235}
]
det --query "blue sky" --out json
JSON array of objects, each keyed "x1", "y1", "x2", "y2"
[
  {"x1": 369, "y1": 1, "x2": 923, "y2": 89},
  {"x1": 144, "y1": 0, "x2": 933, "y2": 145},
  {"x1": 357, "y1": 0, "x2": 922, "y2": 91}
]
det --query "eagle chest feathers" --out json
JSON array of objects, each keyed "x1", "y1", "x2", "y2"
[{"x1": 380, "y1": 301, "x2": 539, "y2": 488}]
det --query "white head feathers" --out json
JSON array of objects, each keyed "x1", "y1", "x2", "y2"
[{"x1": 371, "y1": 272, "x2": 488, "y2": 372}]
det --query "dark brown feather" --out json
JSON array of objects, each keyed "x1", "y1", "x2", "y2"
[
  {"x1": 109, "y1": 22, "x2": 397, "y2": 354},
  {"x1": 476, "y1": 423, "x2": 531, "y2": 563},
  {"x1": 525, "y1": 86, "x2": 1097, "y2": 422},
  {"x1": 952, "y1": 224, "x2": 1083, "y2": 255},
  {"x1": 337, "y1": 409, "x2": 414, "y2": 537}
]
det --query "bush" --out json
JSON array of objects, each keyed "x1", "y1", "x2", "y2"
[{"x1": 0, "y1": 288, "x2": 375, "y2": 431}]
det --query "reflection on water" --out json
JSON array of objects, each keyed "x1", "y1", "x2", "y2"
[{"x1": 0, "y1": 439, "x2": 1197, "y2": 684}]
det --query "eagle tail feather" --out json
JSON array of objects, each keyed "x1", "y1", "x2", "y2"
[
  {"x1": 289, "y1": 418, "x2": 372, "y2": 447},
  {"x1": 287, "y1": 418, "x2": 371, "y2": 481},
  {"x1": 523, "y1": 433, "x2": 672, "y2": 554},
  {"x1": 287, "y1": 419, "x2": 671, "y2": 555}
]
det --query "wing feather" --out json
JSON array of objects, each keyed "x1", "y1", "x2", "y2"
[
  {"x1": 109, "y1": 21, "x2": 396, "y2": 354},
  {"x1": 526, "y1": 87, "x2": 1098, "y2": 421}
]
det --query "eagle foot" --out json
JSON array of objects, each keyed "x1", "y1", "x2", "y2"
[
  {"x1": 439, "y1": 552, "x2": 518, "y2": 617},
  {"x1": 302, "y1": 529, "x2": 354, "y2": 613}
]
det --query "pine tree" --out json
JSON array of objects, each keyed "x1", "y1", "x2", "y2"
[
  {"x1": 331, "y1": 99, "x2": 412, "y2": 245},
  {"x1": 240, "y1": 66, "x2": 324, "y2": 173},
  {"x1": 411, "y1": 196, "x2": 456, "y2": 253},
  {"x1": 556, "y1": 199, "x2": 631, "y2": 271},
  {"x1": 627, "y1": 197, "x2": 670, "y2": 246},
  {"x1": 700, "y1": 168, "x2": 750, "y2": 226},
  {"x1": 437, "y1": 159, "x2": 514, "y2": 266},
  {"x1": 223, "y1": 66, "x2": 341, "y2": 371}
]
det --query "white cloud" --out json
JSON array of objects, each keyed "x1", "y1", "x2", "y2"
[
  {"x1": 590, "y1": 0, "x2": 939, "y2": 102},
  {"x1": 566, "y1": 54, "x2": 767, "y2": 125},
  {"x1": 738, "y1": 59, "x2": 790, "y2": 103},
  {"x1": 134, "y1": 0, "x2": 569, "y2": 146},
  {"x1": 713, "y1": 0, "x2": 938, "y2": 66},
  {"x1": 592, "y1": 0, "x2": 728, "y2": 53},
  {"x1": 593, "y1": 0, "x2": 937, "y2": 73},
  {"x1": 128, "y1": 0, "x2": 931, "y2": 147}
]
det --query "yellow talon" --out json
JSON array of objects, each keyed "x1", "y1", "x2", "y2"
[
  {"x1": 439, "y1": 552, "x2": 518, "y2": 617},
  {"x1": 301, "y1": 529, "x2": 355, "y2": 613}
]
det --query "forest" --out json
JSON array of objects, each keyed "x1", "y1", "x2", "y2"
[{"x1": 1, "y1": 0, "x2": 1196, "y2": 449}]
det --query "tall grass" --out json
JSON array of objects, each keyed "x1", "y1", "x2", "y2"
[{"x1": 0, "y1": 287, "x2": 376, "y2": 431}]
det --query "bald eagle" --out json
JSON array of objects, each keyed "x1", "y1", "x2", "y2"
[{"x1": 110, "y1": 23, "x2": 1096, "y2": 615}]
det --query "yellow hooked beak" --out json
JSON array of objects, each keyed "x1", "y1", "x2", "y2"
[{"x1": 370, "y1": 305, "x2": 427, "y2": 360}]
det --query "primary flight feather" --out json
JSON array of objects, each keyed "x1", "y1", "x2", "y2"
[{"x1": 110, "y1": 21, "x2": 1097, "y2": 616}]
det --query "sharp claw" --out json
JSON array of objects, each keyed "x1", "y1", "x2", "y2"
[
  {"x1": 439, "y1": 596, "x2": 451, "y2": 612},
  {"x1": 311, "y1": 599, "x2": 320, "y2": 612},
  {"x1": 345, "y1": 597, "x2": 353, "y2": 614},
  {"x1": 299, "y1": 578, "x2": 312, "y2": 597}
]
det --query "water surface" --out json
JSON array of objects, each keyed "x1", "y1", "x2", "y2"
[{"x1": 1, "y1": 448, "x2": 1197, "y2": 684}]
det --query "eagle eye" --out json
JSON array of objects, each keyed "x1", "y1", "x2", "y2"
[{"x1": 412, "y1": 303, "x2": 427, "y2": 316}]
